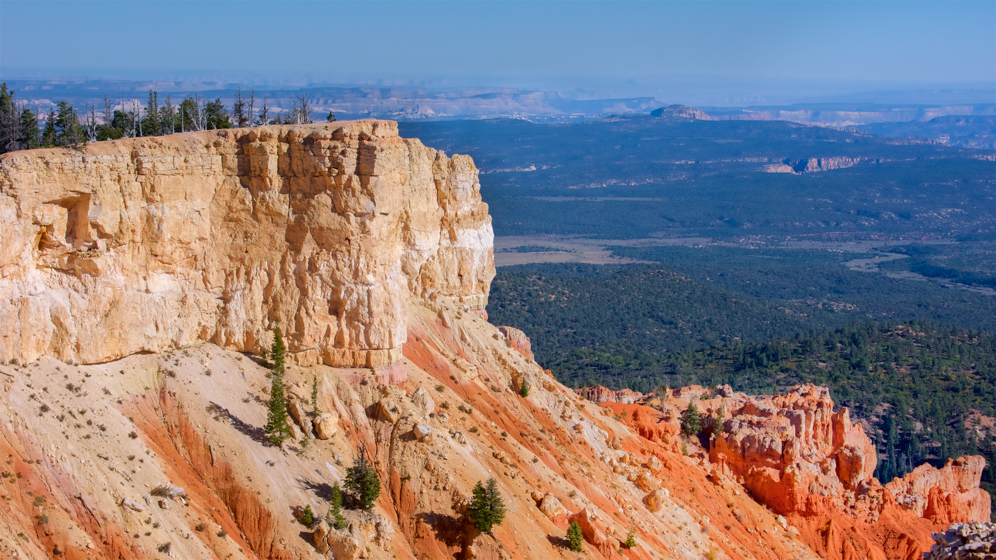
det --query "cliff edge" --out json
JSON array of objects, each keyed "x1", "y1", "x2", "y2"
[{"x1": 0, "y1": 121, "x2": 494, "y2": 369}]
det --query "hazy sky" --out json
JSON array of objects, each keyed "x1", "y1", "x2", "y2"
[{"x1": 1, "y1": 1, "x2": 994, "y2": 87}]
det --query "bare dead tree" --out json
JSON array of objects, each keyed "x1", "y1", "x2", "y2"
[
  {"x1": 257, "y1": 95, "x2": 270, "y2": 126},
  {"x1": 247, "y1": 87, "x2": 256, "y2": 127},
  {"x1": 80, "y1": 104, "x2": 99, "y2": 142},
  {"x1": 295, "y1": 94, "x2": 312, "y2": 124},
  {"x1": 103, "y1": 95, "x2": 113, "y2": 127}
]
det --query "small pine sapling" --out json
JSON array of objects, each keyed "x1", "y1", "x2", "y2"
[
  {"x1": 518, "y1": 377, "x2": 529, "y2": 398},
  {"x1": 567, "y1": 521, "x2": 584, "y2": 552},
  {"x1": 327, "y1": 483, "x2": 347, "y2": 530}
]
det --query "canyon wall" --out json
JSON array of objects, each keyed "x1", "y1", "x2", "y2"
[{"x1": 0, "y1": 121, "x2": 494, "y2": 367}]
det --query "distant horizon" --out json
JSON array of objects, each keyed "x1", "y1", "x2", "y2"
[{"x1": 2, "y1": 1, "x2": 993, "y2": 101}]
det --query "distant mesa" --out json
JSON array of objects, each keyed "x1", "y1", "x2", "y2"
[{"x1": 650, "y1": 104, "x2": 711, "y2": 121}]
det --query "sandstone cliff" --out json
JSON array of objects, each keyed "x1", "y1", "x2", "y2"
[{"x1": 0, "y1": 121, "x2": 494, "y2": 369}]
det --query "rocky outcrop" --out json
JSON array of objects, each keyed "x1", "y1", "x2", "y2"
[
  {"x1": 765, "y1": 157, "x2": 862, "y2": 174},
  {"x1": 886, "y1": 456, "x2": 992, "y2": 524},
  {"x1": 577, "y1": 384, "x2": 644, "y2": 404},
  {"x1": 650, "y1": 104, "x2": 711, "y2": 121},
  {"x1": 708, "y1": 384, "x2": 880, "y2": 516},
  {"x1": 497, "y1": 325, "x2": 534, "y2": 361},
  {"x1": 923, "y1": 522, "x2": 996, "y2": 560},
  {"x1": 0, "y1": 121, "x2": 494, "y2": 368}
]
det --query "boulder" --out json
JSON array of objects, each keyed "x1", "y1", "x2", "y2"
[
  {"x1": 568, "y1": 509, "x2": 617, "y2": 557},
  {"x1": 413, "y1": 424, "x2": 434, "y2": 440},
  {"x1": 412, "y1": 386, "x2": 435, "y2": 415},
  {"x1": 287, "y1": 398, "x2": 308, "y2": 431},
  {"x1": 537, "y1": 493, "x2": 568, "y2": 523},
  {"x1": 644, "y1": 487, "x2": 669, "y2": 512},
  {"x1": 377, "y1": 398, "x2": 401, "y2": 424},
  {"x1": 635, "y1": 471, "x2": 658, "y2": 492},
  {"x1": 314, "y1": 412, "x2": 339, "y2": 440}
]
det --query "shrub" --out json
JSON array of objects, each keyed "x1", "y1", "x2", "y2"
[
  {"x1": 468, "y1": 478, "x2": 506, "y2": 533},
  {"x1": 567, "y1": 521, "x2": 584, "y2": 552},
  {"x1": 300, "y1": 504, "x2": 314, "y2": 526},
  {"x1": 623, "y1": 531, "x2": 637, "y2": 548}
]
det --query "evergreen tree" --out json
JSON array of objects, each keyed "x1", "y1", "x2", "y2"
[
  {"x1": 519, "y1": 377, "x2": 530, "y2": 397},
  {"x1": 141, "y1": 91, "x2": 161, "y2": 137},
  {"x1": 0, "y1": 83, "x2": 19, "y2": 153},
  {"x1": 232, "y1": 87, "x2": 248, "y2": 128},
  {"x1": 205, "y1": 98, "x2": 232, "y2": 129},
  {"x1": 344, "y1": 448, "x2": 380, "y2": 510},
  {"x1": 326, "y1": 110, "x2": 337, "y2": 122},
  {"x1": 41, "y1": 109, "x2": 57, "y2": 147},
  {"x1": 680, "y1": 402, "x2": 701, "y2": 438},
  {"x1": 567, "y1": 521, "x2": 584, "y2": 552},
  {"x1": 50, "y1": 102, "x2": 85, "y2": 148},
  {"x1": 327, "y1": 483, "x2": 347, "y2": 530},
  {"x1": 18, "y1": 107, "x2": 40, "y2": 149},
  {"x1": 311, "y1": 374, "x2": 321, "y2": 417},
  {"x1": 468, "y1": 478, "x2": 506, "y2": 533},
  {"x1": 263, "y1": 324, "x2": 291, "y2": 445}
]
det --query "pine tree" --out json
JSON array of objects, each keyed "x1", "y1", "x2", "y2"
[
  {"x1": 680, "y1": 402, "x2": 701, "y2": 438},
  {"x1": 311, "y1": 374, "x2": 320, "y2": 418},
  {"x1": 326, "y1": 110, "x2": 336, "y2": 122},
  {"x1": 18, "y1": 108, "x2": 40, "y2": 149},
  {"x1": 519, "y1": 377, "x2": 530, "y2": 397},
  {"x1": 468, "y1": 478, "x2": 506, "y2": 533},
  {"x1": 0, "y1": 83, "x2": 19, "y2": 153},
  {"x1": 567, "y1": 521, "x2": 584, "y2": 552},
  {"x1": 205, "y1": 98, "x2": 232, "y2": 129},
  {"x1": 327, "y1": 482, "x2": 347, "y2": 530},
  {"x1": 141, "y1": 91, "x2": 161, "y2": 137},
  {"x1": 232, "y1": 87, "x2": 248, "y2": 128},
  {"x1": 263, "y1": 324, "x2": 291, "y2": 445},
  {"x1": 41, "y1": 109, "x2": 57, "y2": 147},
  {"x1": 344, "y1": 448, "x2": 380, "y2": 510}
]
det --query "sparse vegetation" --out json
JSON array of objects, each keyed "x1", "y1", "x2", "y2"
[{"x1": 519, "y1": 377, "x2": 530, "y2": 397}]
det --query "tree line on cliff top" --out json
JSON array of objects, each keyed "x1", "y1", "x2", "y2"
[{"x1": 0, "y1": 82, "x2": 337, "y2": 154}]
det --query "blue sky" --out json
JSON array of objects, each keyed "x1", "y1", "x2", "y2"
[{"x1": 1, "y1": 1, "x2": 993, "y2": 87}]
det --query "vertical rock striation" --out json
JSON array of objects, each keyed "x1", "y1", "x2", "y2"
[{"x1": 0, "y1": 121, "x2": 494, "y2": 367}]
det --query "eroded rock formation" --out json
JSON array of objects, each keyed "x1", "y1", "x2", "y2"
[{"x1": 0, "y1": 121, "x2": 494, "y2": 368}]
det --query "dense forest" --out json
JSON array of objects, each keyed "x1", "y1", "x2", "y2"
[
  {"x1": 401, "y1": 117, "x2": 996, "y2": 241},
  {"x1": 0, "y1": 82, "x2": 330, "y2": 154}
]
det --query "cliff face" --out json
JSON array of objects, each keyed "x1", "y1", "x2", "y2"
[{"x1": 0, "y1": 121, "x2": 494, "y2": 368}]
